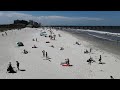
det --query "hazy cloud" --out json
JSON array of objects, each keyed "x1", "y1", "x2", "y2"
[{"x1": 0, "y1": 11, "x2": 104, "y2": 25}]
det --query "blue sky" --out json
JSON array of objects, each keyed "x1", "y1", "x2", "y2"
[{"x1": 0, "y1": 11, "x2": 120, "y2": 26}]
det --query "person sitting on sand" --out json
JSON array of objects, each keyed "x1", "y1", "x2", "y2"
[
  {"x1": 87, "y1": 57, "x2": 95, "y2": 65},
  {"x1": 50, "y1": 45, "x2": 54, "y2": 48},
  {"x1": 7, "y1": 62, "x2": 17, "y2": 73},
  {"x1": 23, "y1": 49, "x2": 28, "y2": 54},
  {"x1": 46, "y1": 41, "x2": 50, "y2": 43},
  {"x1": 32, "y1": 45, "x2": 37, "y2": 48},
  {"x1": 84, "y1": 49, "x2": 89, "y2": 54},
  {"x1": 110, "y1": 76, "x2": 114, "y2": 79},
  {"x1": 49, "y1": 35, "x2": 53, "y2": 40},
  {"x1": 60, "y1": 47, "x2": 64, "y2": 50},
  {"x1": 76, "y1": 42, "x2": 80, "y2": 45}
]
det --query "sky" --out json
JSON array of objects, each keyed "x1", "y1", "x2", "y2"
[{"x1": 0, "y1": 11, "x2": 120, "y2": 26}]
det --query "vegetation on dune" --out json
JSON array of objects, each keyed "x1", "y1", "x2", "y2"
[{"x1": 0, "y1": 20, "x2": 42, "y2": 32}]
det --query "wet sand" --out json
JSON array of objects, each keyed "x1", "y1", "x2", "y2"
[{"x1": 62, "y1": 29, "x2": 120, "y2": 59}]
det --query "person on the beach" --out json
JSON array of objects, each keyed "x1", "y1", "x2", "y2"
[
  {"x1": 23, "y1": 49, "x2": 28, "y2": 54},
  {"x1": 58, "y1": 34, "x2": 61, "y2": 37},
  {"x1": 110, "y1": 76, "x2": 114, "y2": 79},
  {"x1": 46, "y1": 52, "x2": 48, "y2": 58},
  {"x1": 50, "y1": 35, "x2": 53, "y2": 40},
  {"x1": 33, "y1": 38, "x2": 35, "y2": 41},
  {"x1": 75, "y1": 41, "x2": 80, "y2": 45},
  {"x1": 99, "y1": 55, "x2": 102, "y2": 63},
  {"x1": 84, "y1": 49, "x2": 89, "y2": 53},
  {"x1": 87, "y1": 57, "x2": 95, "y2": 65},
  {"x1": 7, "y1": 62, "x2": 16, "y2": 73},
  {"x1": 53, "y1": 35, "x2": 56, "y2": 40},
  {"x1": 16, "y1": 61, "x2": 20, "y2": 71},
  {"x1": 2, "y1": 34, "x2": 4, "y2": 36},
  {"x1": 50, "y1": 45, "x2": 54, "y2": 48},
  {"x1": 32, "y1": 45, "x2": 37, "y2": 48},
  {"x1": 5, "y1": 32, "x2": 7, "y2": 36},
  {"x1": 36, "y1": 38, "x2": 37, "y2": 42},
  {"x1": 90, "y1": 48, "x2": 92, "y2": 53},
  {"x1": 60, "y1": 47, "x2": 64, "y2": 50},
  {"x1": 65, "y1": 58, "x2": 70, "y2": 65},
  {"x1": 50, "y1": 30, "x2": 52, "y2": 34},
  {"x1": 42, "y1": 50, "x2": 45, "y2": 57}
]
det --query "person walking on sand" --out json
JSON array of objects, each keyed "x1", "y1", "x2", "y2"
[
  {"x1": 42, "y1": 50, "x2": 45, "y2": 57},
  {"x1": 16, "y1": 61, "x2": 20, "y2": 71},
  {"x1": 90, "y1": 48, "x2": 92, "y2": 53},
  {"x1": 53, "y1": 35, "x2": 56, "y2": 40},
  {"x1": 5, "y1": 32, "x2": 7, "y2": 36},
  {"x1": 99, "y1": 55, "x2": 102, "y2": 63},
  {"x1": 36, "y1": 38, "x2": 37, "y2": 42}
]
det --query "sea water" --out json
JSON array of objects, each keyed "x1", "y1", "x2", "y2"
[{"x1": 62, "y1": 29, "x2": 120, "y2": 59}]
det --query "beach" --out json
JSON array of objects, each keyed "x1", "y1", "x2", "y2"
[{"x1": 0, "y1": 28, "x2": 120, "y2": 79}]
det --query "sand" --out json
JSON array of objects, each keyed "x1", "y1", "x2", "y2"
[{"x1": 0, "y1": 27, "x2": 120, "y2": 79}]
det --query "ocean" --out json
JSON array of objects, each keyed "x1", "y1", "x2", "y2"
[{"x1": 62, "y1": 29, "x2": 120, "y2": 58}]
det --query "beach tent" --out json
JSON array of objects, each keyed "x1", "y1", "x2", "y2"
[
  {"x1": 40, "y1": 32, "x2": 47, "y2": 36},
  {"x1": 17, "y1": 42, "x2": 24, "y2": 47}
]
